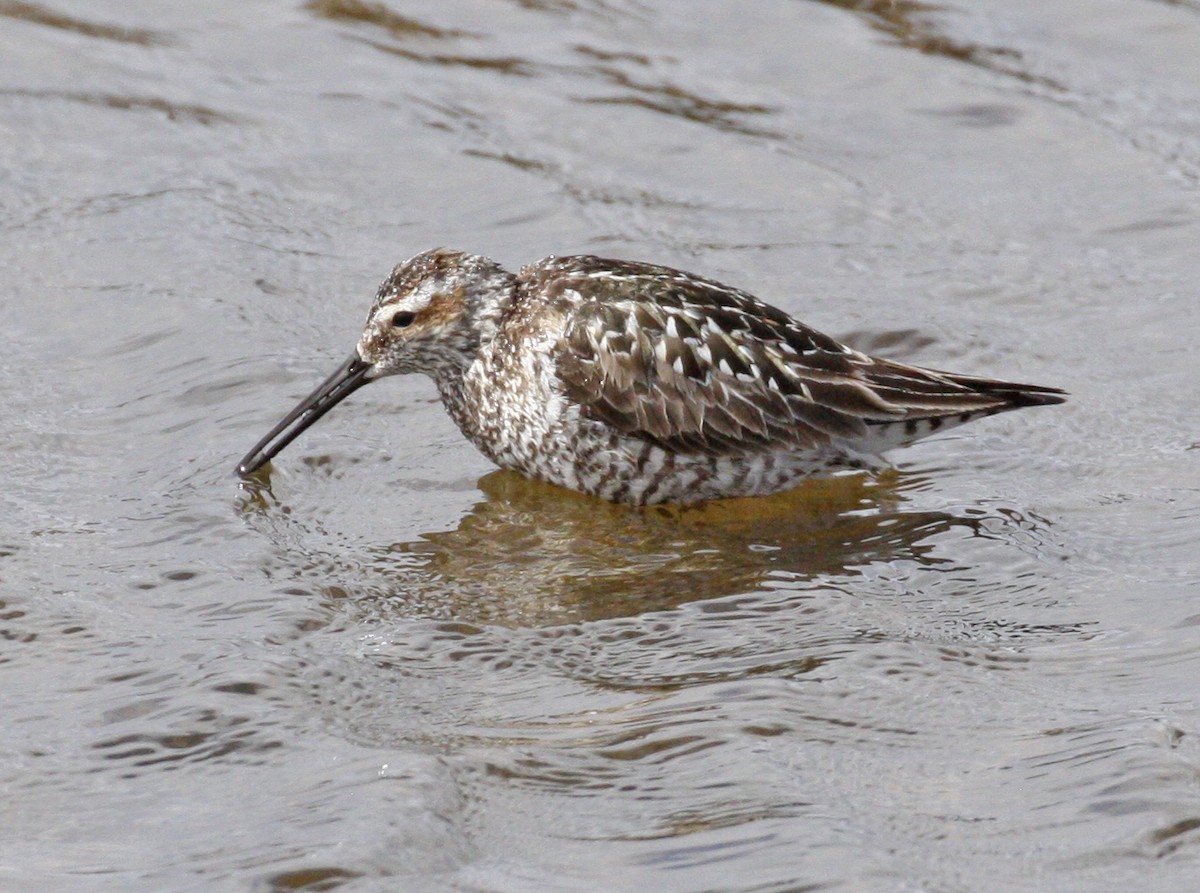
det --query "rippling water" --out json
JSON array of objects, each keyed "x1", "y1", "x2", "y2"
[{"x1": 3, "y1": 1, "x2": 1200, "y2": 891}]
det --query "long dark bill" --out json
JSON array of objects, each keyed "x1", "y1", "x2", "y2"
[{"x1": 236, "y1": 354, "x2": 373, "y2": 477}]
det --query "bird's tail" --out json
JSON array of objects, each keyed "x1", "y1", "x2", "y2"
[{"x1": 854, "y1": 361, "x2": 1067, "y2": 453}]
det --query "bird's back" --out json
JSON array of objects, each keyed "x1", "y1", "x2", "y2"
[{"x1": 514, "y1": 255, "x2": 1065, "y2": 462}]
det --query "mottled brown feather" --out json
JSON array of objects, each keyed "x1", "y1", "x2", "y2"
[{"x1": 537, "y1": 255, "x2": 1065, "y2": 456}]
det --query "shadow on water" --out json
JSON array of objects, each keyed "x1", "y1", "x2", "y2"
[
  {"x1": 240, "y1": 467, "x2": 999, "y2": 629},
  {"x1": 0, "y1": 88, "x2": 237, "y2": 126},
  {"x1": 806, "y1": 0, "x2": 1064, "y2": 90},
  {"x1": 304, "y1": 0, "x2": 784, "y2": 138},
  {"x1": 303, "y1": 0, "x2": 477, "y2": 40},
  {"x1": 0, "y1": 0, "x2": 171, "y2": 45}
]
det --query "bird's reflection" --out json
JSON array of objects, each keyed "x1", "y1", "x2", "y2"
[{"x1": 289, "y1": 468, "x2": 974, "y2": 627}]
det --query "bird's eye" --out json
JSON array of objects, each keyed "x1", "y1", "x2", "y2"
[{"x1": 391, "y1": 311, "x2": 416, "y2": 329}]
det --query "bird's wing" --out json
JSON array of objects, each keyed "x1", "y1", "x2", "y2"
[{"x1": 539, "y1": 257, "x2": 1063, "y2": 456}]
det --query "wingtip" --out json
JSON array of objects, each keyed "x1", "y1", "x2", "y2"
[
  {"x1": 937, "y1": 370, "x2": 1068, "y2": 409},
  {"x1": 999, "y1": 383, "x2": 1069, "y2": 408}
]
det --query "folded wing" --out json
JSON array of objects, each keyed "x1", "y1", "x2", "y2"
[{"x1": 543, "y1": 258, "x2": 1065, "y2": 456}]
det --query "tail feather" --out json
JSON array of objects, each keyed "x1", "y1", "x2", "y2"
[
  {"x1": 855, "y1": 362, "x2": 1067, "y2": 452},
  {"x1": 935, "y1": 369, "x2": 1068, "y2": 408}
]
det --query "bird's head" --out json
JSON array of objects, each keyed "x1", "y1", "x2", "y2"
[
  {"x1": 358, "y1": 248, "x2": 516, "y2": 378},
  {"x1": 236, "y1": 248, "x2": 515, "y2": 476}
]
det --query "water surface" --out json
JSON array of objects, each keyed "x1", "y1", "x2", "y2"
[{"x1": 2, "y1": 1, "x2": 1200, "y2": 891}]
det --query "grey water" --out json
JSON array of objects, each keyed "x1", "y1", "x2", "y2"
[{"x1": 2, "y1": 1, "x2": 1199, "y2": 891}]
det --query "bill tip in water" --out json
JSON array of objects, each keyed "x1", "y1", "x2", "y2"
[{"x1": 236, "y1": 455, "x2": 270, "y2": 478}]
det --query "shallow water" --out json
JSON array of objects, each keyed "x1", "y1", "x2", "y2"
[{"x1": 3, "y1": 1, "x2": 1200, "y2": 890}]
